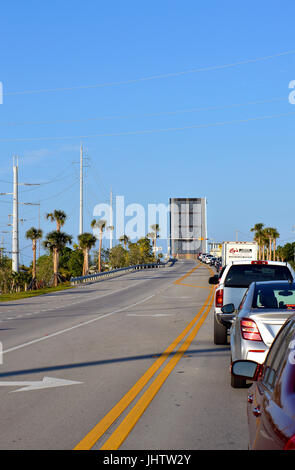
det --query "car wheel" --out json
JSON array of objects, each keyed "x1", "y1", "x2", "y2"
[{"x1": 214, "y1": 315, "x2": 228, "y2": 345}]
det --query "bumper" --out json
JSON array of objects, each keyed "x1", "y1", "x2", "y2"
[
  {"x1": 246, "y1": 349, "x2": 268, "y2": 364},
  {"x1": 215, "y1": 311, "x2": 235, "y2": 328},
  {"x1": 231, "y1": 337, "x2": 268, "y2": 364}
]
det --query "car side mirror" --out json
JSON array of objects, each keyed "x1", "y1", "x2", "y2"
[
  {"x1": 231, "y1": 360, "x2": 261, "y2": 381},
  {"x1": 209, "y1": 275, "x2": 219, "y2": 285},
  {"x1": 221, "y1": 303, "x2": 235, "y2": 314}
]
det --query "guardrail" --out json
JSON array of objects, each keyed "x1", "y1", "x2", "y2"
[{"x1": 70, "y1": 259, "x2": 176, "y2": 285}]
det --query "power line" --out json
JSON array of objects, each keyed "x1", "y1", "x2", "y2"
[
  {"x1": 0, "y1": 97, "x2": 287, "y2": 127},
  {"x1": 38, "y1": 180, "x2": 78, "y2": 203},
  {"x1": 4, "y1": 49, "x2": 295, "y2": 96},
  {"x1": 0, "y1": 110, "x2": 295, "y2": 143}
]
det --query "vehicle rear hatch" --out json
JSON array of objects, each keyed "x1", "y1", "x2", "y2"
[
  {"x1": 249, "y1": 310, "x2": 295, "y2": 347},
  {"x1": 223, "y1": 287, "x2": 248, "y2": 309}
]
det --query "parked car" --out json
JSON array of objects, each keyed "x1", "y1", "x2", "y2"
[
  {"x1": 231, "y1": 314, "x2": 295, "y2": 450},
  {"x1": 209, "y1": 260, "x2": 295, "y2": 346},
  {"x1": 222, "y1": 280, "x2": 295, "y2": 387}
]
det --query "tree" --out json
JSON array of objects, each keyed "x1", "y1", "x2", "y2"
[
  {"x1": 46, "y1": 210, "x2": 68, "y2": 269},
  {"x1": 276, "y1": 242, "x2": 295, "y2": 264},
  {"x1": 147, "y1": 224, "x2": 160, "y2": 259},
  {"x1": 25, "y1": 227, "x2": 43, "y2": 288},
  {"x1": 46, "y1": 210, "x2": 67, "y2": 232},
  {"x1": 65, "y1": 248, "x2": 84, "y2": 278},
  {"x1": 43, "y1": 231, "x2": 72, "y2": 286},
  {"x1": 250, "y1": 223, "x2": 264, "y2": 260},
  {"x1": 119, "y1": 234, "x2": 130, "y2": 250},
  {"x1": 0, "y1": 256, "x2": 12, "y2": 293},
  {"x1": 269, "y1": 228, "x2": 280, "y2": 261},
  {"x1": 263, "y1": 227, "x2": 279, "y2": 261},
  {"x1": 128, "y1": 237, "x2": 154, "y2": 265},
  {"x1": 91, "y1": 219, "x2": 107, "y2": 272},
  {"x1": 78, "y1": 232, "x2": 97, "y2": 275},
  {"x1": 109, "y1": 245, "x2": 128, "y2": 269},
  {"x1": 36, "y1": 254, "x2": 53, "y2": 287}
]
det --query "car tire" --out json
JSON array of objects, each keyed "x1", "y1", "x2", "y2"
[
  {"x1": 231, "y1": 372, "x2": 247, "y2": 388},
  {"x1": 214, "y1": 315, "x2": 228, "y2": 345}
]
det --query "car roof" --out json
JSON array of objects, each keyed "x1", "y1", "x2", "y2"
[
  {"x1": 254, "y1": 280, "x2": 295, "y2": 287},
  {"x1": 229, "y1": 260, "x2": 289, "y2": 266}
]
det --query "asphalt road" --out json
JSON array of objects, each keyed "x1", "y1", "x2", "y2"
[{"x1": 0, "y1": 260, "x2": 249, "y2": 450}]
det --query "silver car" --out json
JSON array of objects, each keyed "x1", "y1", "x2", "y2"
[{"x1": 221, "y1": 280, "x2": 295, "y2": 388}]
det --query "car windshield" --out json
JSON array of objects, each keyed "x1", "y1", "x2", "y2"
[
  {"x1": 252, "y1": 283, "x2": 295, "y2": 309},
  {"x1": 224, "y1": 264, "x2": 293, "y2": 288}
]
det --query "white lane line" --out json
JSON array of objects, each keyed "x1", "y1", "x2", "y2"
[
  {"x1": 0, "y1": 277, "x2": 156, "y2": 319},
  {"x1": 127, "y1": 313, "x2": 174, "y2": 317},
  {"x1": 2, "y1": 294, "x2": 155, "y2": 356}
]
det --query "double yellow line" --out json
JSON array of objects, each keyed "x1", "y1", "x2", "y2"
[{"x1": 74, "y1": 263, "x2": 214, "y2": 451}]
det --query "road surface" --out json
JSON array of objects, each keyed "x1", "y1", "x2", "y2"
[{"x1": 0, "y1": 260, "x2": 248, "y2": 450}]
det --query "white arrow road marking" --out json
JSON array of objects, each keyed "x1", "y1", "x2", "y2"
[{"x1": 0, "y1": 376, "x2": 83, "y2": 392}]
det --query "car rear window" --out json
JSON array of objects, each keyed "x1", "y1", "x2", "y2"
[
  {"x1": 224, "y1": 264, "x2": 293, "y2": 288},
  {"x1": 252, "y1": 283, "x2": 295, "y2": 309}
]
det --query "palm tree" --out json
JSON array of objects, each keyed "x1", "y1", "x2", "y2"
[
  {"x1": 78, "y1": 232, "x2": 97, "y2": 275},
  {"x1": 268, "y1": 227, "x2": 280, "y2": 261},
  {"x1": 46, "y1": 210, "x2": 68, "y2": 269},
  {"x1": 263, "y1": 227, "x2": 274, "y2": 261},
  {"x1": 25, "y1": 227, "x2": 43, "y2": 288},
  {"x1": 147, "y1": 224, "x2": 160, "y2": 259},
  {"x1": 43, "y1": 231, "x2": 72, "y2": 286},
  {"x1": 119, "y1": 234, "x2": 130, "y2": 250},
  {"x1": 260, "y1": 230, "x2": 268, "y2": 260},
  {"x1": 250, "y1": 223, "x2": 264, "y2": 259},
  {"x1": 91, "y1": 219, "x2": 107, "y2": 272},
  {"x1": 46, "y1": 210, "x2": 67, "y2": 232}
]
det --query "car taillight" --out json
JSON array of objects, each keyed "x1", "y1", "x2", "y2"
[
  {"x1": 241, "y1": 319, "x2": 262, "y2": 341},
  {"x1": 251, "y1": 261, "x2": 268, "y2": 265},
  {"x1": 284, "y1": 434, "x2": 295, "y2": 450},
  {"x1": 215, "y1": 289, "x2": 223, "y2": 307}
]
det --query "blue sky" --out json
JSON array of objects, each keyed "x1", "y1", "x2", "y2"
[{"x1": 0, "y1": 0, "x2": 294, "y2": 263}]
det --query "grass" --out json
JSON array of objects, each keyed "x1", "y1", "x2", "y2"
[{"x1": 0, "y1": 282, "x2": 74, "y2": 302}]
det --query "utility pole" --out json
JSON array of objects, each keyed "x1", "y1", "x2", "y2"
[
  {"x1": 0, "y1": 158, "x2": 41, "y2": 273},
  {"x1": 109, "y1": 188, "x2": 114, "y2": 250},
  {"x1": 79, "y1": 144, "x2": 83, "y2": 235},
  {"x1": 12, "y1": 157, "x2": 19, "y2": 273},
  {"x1": 38, "y1": 202, "x2": 41, "y2": 258}
]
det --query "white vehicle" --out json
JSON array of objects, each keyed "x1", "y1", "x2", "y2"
[
  {"x1": 221, "y1": 241, "x2": 258, "y2": 267},
  {"x1": 208, "y1": 260, "x2": 295, "y2": 345}
]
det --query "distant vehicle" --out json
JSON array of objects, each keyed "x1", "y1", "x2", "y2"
[
  {"x1": 221, "y1": 241, "x2": 258, "y2": 267},
  {"x1": 215, "y1": 258, "x2": 222, "y2": 272},
  {"x1": 200, "y1": 254, "x2": 211, "y2": 263},
  {"x1": 209, "y1": 260, "x2": 295, "y2": 345},
  {"x1": 222, "y1": 280, "x2": 295, "y2": 387},
  {"x1": 231, "y1": 314, "x2": 295, "y2": 449}
]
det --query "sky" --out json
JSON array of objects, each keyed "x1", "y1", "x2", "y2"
[{"x1": 0, "y1": 0, "x2": 295, "y2": 263}]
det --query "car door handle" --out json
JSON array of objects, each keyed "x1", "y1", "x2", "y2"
[{"x1": 252, "y1": 407, "x2": 261, "y2": 417}]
